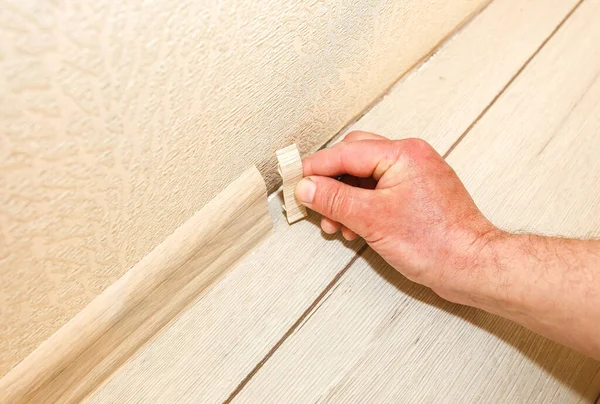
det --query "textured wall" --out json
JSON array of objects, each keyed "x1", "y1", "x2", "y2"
[{"x1": 0, "y1": 0, "x2": 486, "y2": 375}]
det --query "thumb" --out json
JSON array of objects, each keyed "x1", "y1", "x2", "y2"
[{"x1": 295, "y1": 176, "x2": 374, "y2": 235}]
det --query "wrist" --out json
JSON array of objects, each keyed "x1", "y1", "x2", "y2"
[
  {"x1": 431, "y1": 220, "x2": 510, "y2": 309},
  {"x1": 463, "y1": 229, "x2": 514, "y2": 312},
  {"x1": 462, "y1": 231, "x2": 536, "y2": 320}
]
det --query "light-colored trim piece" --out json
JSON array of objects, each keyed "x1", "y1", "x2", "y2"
[
  {"x1": 276, "y1": 144, "x2": 307, "y2": 224},
  {"x1": 0, "y1": 166, "x2": 272, "y2": 404}
]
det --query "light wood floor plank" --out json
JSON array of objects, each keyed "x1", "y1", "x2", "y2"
[
  {"x1": 91, "y1": 0, "x2": 585, "y2": 401},
  {"x1": 334, "y1": 0, "x2": 580, "y2": 153},
  {"x1": 234, "y1": 0, "x2": 600, "y2": 402}
]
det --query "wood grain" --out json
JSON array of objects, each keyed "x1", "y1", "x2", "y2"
[
  {"x1": 90, "y1": 0, "x2": 584, "y2": 401},
  {"x1": 0, "y1": 166, "x2": 272, "y2": 403},
  {"x1": 234, "y1": 0, "x2": 600, "y2": 401},
  {"x1": 276, "y1": 144, "x2": 307, "y2": 224},
  {"x1": 0, "y1": 0, "x2": 489, "y2": 375}
]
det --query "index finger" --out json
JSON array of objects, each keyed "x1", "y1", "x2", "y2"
[
  {"x1": 339, "y1": 130, "x2": 388, "y2": 144},
  {"x1": 302, "y1": 139, "x2": 400, "y2": 179}
]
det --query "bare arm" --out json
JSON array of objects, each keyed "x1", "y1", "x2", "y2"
[
  {"x1": 295, "y1": 131, "x2": 600, "y2": 359},
  {"x1": 474, "y1": 233, "x2": 600, "y2": 359}
]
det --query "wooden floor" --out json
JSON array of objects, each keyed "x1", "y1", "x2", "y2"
[{"x1": 91, "y1": 0, "x2": 600, "y2": 402}]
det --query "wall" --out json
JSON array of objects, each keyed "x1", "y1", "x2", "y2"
[{"x1": 0, "y1": 0, "x2": 487, "y2": 375}]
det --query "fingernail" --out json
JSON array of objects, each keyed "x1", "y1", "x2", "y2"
[{"x1": 295, "y1": 177, "x2": 316, "y2": 204}]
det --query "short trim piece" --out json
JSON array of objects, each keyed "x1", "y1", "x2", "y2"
[{"x1": 276, "y1": 144, "x2": 307, "y2": 224}]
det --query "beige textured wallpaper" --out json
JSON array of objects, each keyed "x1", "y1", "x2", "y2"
[{"x1": 0, "y1": 0, "x2": 486, "y2": 375}]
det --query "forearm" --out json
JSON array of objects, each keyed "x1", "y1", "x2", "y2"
[{"x1": 472, "y1": 233, "x2": 600, "y2": 359}]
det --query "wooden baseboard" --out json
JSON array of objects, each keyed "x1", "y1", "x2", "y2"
[{"x1": 0, "y1": 166, "x2": 272, "y2": 403}]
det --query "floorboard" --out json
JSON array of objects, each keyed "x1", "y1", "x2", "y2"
[{"x1": 233, "y1": 0, "x2": 600, "y2": 401}]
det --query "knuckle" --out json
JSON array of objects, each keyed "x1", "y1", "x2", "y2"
[
  {"x1": 344, "y1": 130, "x2": 384, "y2": 142},
  {"x1": 404, "y1": 137, "x2": 432, "y2": 152},
  {"x1": 344, "y1": 131, "x2": 363, "y2": 142},
  {"x1": 397, "y1": 138, "x2": 437, "y2": 161}
]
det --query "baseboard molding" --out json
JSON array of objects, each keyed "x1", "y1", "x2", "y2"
[{"x1": 0, "y1": 166, "x2": 272, "y2": 403}]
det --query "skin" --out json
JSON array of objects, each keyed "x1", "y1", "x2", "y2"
[{"x1": 295, "y1": 131, "x2": 600, "y2": 360}]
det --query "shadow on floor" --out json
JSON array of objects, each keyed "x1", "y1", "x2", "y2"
[{"x1": 362, "y1": 247, "x2": 600, "y2": 401}]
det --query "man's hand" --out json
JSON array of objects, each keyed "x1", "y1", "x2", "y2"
[
  {"x1": 295, "y1": 131, "x2": 600, "y2": 360},
  {"x1": 294, "y1": 131, "x2": 499, "y2": 306}
]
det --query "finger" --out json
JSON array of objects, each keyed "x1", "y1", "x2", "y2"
[
  {"x1": 341, "y1": 226, "x2": 358, "y2": 241},
  {"x1": 302, "y1": 140, "x2": 399, "y2": 180},
  {"x1": 295, "y1": 175, "x2": 375, "y2": 235},
  {"x1": 342, "y1": 131, "x2": 388, "y2": 143},
  {"x1": 321, "y1": 216, "x2": 341, "y2": 234}
]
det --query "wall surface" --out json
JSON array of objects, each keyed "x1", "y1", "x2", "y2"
[{"x1": 0, "y1": 0, "x2": 486, "y2": 375}]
